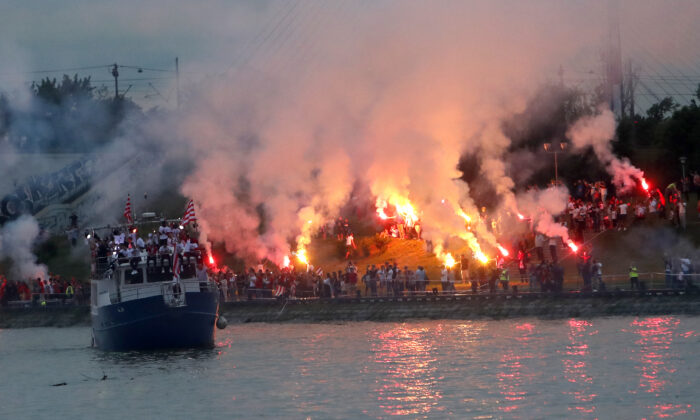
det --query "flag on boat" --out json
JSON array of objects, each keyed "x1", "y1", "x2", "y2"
[
  {"x1": 172, "y1": 251, "x2": 181, "y2": 282},
  {"x1": 124, "y1": 195, "x2": 132, "y2": 223},
  {"x1": 181, "y1": 199, "x2": 197, "y2": 225},
  {"x1": 274, "y1": 285, "x2": 285, "y2": 297}
]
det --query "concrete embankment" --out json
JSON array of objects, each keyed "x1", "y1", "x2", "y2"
[
  {"x1": 1, "y1": 291, "x2": 699, "y2": 328},
  {"x1": 0, "y1": 305, "x2": 90, "y2": 328},
  {"x1": 220, "y1": 291, "x2": 700, "y2": 323}
]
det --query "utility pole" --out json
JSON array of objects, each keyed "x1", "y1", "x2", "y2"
[
  {"x1": 175, "y1": 57, "x2": 180, "y2": 109},
  {"x1": 605, "y1": 0, "x2": 623, "y2": 117},
  {"x1": 624, "y1": 60, "x2": 639, "y2": 118},
  {"x1": 111, "y1": 63, "x2": 119, "y2": 99}
]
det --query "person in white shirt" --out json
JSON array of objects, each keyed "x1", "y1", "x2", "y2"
[
  {"x1": 618, "y1": 202, "x2": 629, "y2": 230},
  {"x1": 548, "y1": 236, "x2": 561, "y2": 263},
  {"x1": 158, "y1": 221, "x2": 171, "y2": 246}
]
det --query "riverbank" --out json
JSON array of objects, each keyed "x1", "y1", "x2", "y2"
[{"x1": 1, "y1": 290, "x2": 699, "y2": 328}]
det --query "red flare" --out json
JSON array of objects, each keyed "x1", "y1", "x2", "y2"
[
  {"x1": 497, "y1": 244, "x2": 510, "y2": 257},
  {"x1": 208, "y1": 255, "x2": 215, "y2": 265},
  {"x1": 641, "y1": 178, "x2": 649, "y2": 191},
  {"x1": 517, "y1": 213, "x2": 525, "y2": 220},
  {"x1": 568, "y1": 241, "x2": 579, "y2": 253}
]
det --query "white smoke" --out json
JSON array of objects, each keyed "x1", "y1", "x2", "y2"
[
  {"x1": 567, "y1": 108, "x2": 644, "y2": 193},
  {"x1": 517, "y1": 186, "x2": 573, "y2": 242},
  {"x1": 0, "y1": 215, "x2": 47, "y2": 281}
]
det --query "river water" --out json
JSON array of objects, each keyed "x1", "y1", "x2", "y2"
[{"x1": 1, "y1": 316, "x2": 698, "y2": 419}]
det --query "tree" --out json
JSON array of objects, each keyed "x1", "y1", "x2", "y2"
[{"x1": 645, "y1": 97, "x2": 677, "y2": 121}]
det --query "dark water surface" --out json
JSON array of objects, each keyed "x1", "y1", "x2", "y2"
[{"x1": 1, "y1": 317, "x2": 698, "y2": 419}]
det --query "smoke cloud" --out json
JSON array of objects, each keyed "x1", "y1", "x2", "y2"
[
  {"x1": 2, "y1": 1, "x2": 696, "y2": 269},
  {"x1": 0, "y1": 215, "x2": 47, "y2": 280},
  {"x1": 567, "y1": 108, "x2": 644, "y2": 193}
]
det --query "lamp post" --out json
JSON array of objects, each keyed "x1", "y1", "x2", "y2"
[
  {"x1": 680, "y1": 156, "x2": 688, "y2": 199},
  {"x1": 544, "y1": 142, "x2": 568, "y2": 186}
]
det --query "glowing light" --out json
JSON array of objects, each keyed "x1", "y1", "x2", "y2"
[
  {"x1": 443, "y1": 253, "x2": 456, "y2": 268},
  {"x1": 458, "y1": 210, "x2": 471, "y2": 222},
  {"x1": 475, "y1": 251, "x2": 489, "y2": 264},
  {"x1": 517, "y1": 213, "x2": 525, "y2": 220},
  {"x1": 568, "y1": 241, "x2": 579, "y2": 253},
  {"x1": 282, "y1": 255, "x2": 290, "y2": 268},
  {"x1": 641, "y1": 178, "x2": 649, "y2": 191},
  {"x1": 497, "y1": 244, "x2": 510, "y2": 257},
  {"x1": 395, "y1": 201, "x2": 419, "y2": 227},
  {"x1": 376, "y1": 196, "x2": 419, "y2": 226},
  {"x1": 208, "y1": 255, "x2": 215, "y2": 265},
  {"x1": 307, "y1": 220, "x2": 312, "y2": 224},
  {"x1": 179, "y1": 225, "x2": 184, "y2": 230},
  {"x1": 295, "y1": 249, "x2": 308, "y2": 264}
]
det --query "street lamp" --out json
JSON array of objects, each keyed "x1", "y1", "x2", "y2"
[
  {"x1": 544, "y1": 142, "x2": 568, "y2": 186},
  {"x1": 680, "y1": 156, "x2": 688, "y2": 198},
  {"x1": 680, "y1": 156, "x2": 687, "y2": 179}
]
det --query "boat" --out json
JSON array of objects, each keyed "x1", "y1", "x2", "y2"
[{"x1": 89, "y1": 218, "x2": 220, "y2": 351}]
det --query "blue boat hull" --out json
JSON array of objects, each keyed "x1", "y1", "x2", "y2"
[{"x1": 92, "y1": 291, "x2": 219, "y2": 351}]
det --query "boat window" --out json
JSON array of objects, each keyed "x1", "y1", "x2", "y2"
[{"x1": 124, "y1": 268, "x2": 144, "y2": 285}]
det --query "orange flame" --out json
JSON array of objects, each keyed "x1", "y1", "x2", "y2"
[
  {"x1": 295, "y1": 249, "x2": 308, "y2": 265},
  {"x1": 475, "y1": 250, "x2": 489, "y2": 264},
  {"x1": 497, "y1": 244, "x2": 510, "y2": 257},
  {"x1": 395, "y1": 201, "x2": 419, "y2": 227},
  {"x1": 443, "y1": 253, "x2": 456, "y2": 269}
]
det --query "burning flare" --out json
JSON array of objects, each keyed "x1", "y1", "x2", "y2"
[
  {"x1": 282, "y1": 255, "x2": 290, "y2": 268},
  {"x1": 475, "y1": 250, "x2": 489, "y2": 264},
  {"x1": 567, "y1": 241, "x2": 579, "y2": 253},
  {"x1": 641, "y1": 177, "x2": 649, "y2": 191},
  {"x1": 497, "y1": 244, "x2": 510, "y2": 257},
  {"x1": 375, "y1": 196, "x2": 419, "y2": 226},
  {"x1": 295, "y1": 248, "x2": 308, "y2": 265},
  {"x1": 443, "y1": 253, "x2": 456, "y2": 269},
  {"x1": 208, "y1": 255, "x2": 215, "y2": 265}
]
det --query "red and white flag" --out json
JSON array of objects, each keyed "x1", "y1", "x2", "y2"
[
  {"x1": 124, "y1": 195, "x2": 133, "y2": 223},
  {"x1": 274, "y1": 285, "x2": 285, "y2": 297},
  {"x1": 172, "y1": 251, "x2": 181, "y2": 282},
  {"x1": 181, "y1": 199, "x2": 197, "y2": 226}
]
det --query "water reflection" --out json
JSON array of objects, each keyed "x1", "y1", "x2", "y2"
[
  {"x1": 371, "y1": 324, "x2": 443, "y2": 417},
  {"x1": 497, "y1": 322, "x2": 538, "y2": 415},
  {"x1": 630, "y1": 316, "x2": 693, "y2": 418},
  {"x1": 562, "y1": 319, "x2": 597, "y2": 415}
]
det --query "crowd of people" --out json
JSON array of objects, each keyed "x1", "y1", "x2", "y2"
[
  {"x1": 88, "y1": 220, "x2": 206, "y2": 278},
  {"x1": 0, "y1": 274, "x2": 86, "y2": 306},
  {"x1": 564, "y1": 179, "x2": 693, "y2": 242}
]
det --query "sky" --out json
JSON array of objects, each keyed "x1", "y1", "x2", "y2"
[{"x1": 1, "y1": 0, "x2": 699, "y2": 110}]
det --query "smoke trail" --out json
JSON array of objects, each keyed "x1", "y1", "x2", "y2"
[{"x1": 567, "y1": 108, "x2": 644, "y2": 193}]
